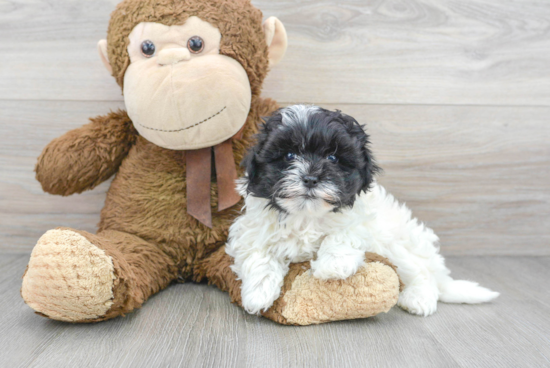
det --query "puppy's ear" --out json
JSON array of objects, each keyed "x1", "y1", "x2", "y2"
[
  {"x1": 240, "y1": 113, "x2": 275, "y2": 184},
  {"x1": 358, "y1": 142, "x2": 380, "y2": 193},
  {"x1": 261, "y1": 109, "x2": 284, "y2": 133},
  {"x1": 241, "y1": 147, "x2": 259, "y2": 183},
  {"x1": 337, "y1": 111, "x2": 381, "y2": 192},
  {"x1": 241, "y1": 110, "x2": 284, "y2": 189}
]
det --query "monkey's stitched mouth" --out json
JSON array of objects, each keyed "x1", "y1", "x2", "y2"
[{"x1": 136, "y1": 106, "x2": 227, "y2": 133}]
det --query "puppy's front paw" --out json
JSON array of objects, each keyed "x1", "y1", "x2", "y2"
[
  {"x1": 311, "y1": 254, "x2": 365, "y2": 280},
  {"x1": 241, "y1": 283, "x2": 281, "y2": 315},
  {"x1": 397, "y1": 286, "x2": 439, "y2": 317}
]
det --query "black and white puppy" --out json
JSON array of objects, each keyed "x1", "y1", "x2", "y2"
[{"x1": 226, "y1": 105, "x2": 499, "y2": 316}]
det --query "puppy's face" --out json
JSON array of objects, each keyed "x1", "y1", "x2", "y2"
[{"x1": 242, "y1": 105, "x2": 379, "y2": 216}]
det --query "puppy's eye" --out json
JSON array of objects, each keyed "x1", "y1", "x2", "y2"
[
  {"x1": 285, "y1": 153, "x2": 297, "y2": 161},
  {"x1": 141, "y1": 40, "x2": 156, "y2": 57},
  {"x1": 187, "y1": 36, "x2": 204, "y2": 54},
  {"x1": 327, "y1": 155, "x2": 338, "y2": 163}
]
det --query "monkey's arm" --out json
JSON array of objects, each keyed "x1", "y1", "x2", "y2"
[{"x1": 35, "y1": 109, "x2": 138, "y2": 196}]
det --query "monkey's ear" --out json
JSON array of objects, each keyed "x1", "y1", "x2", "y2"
[
  {"x1": 97, "y1": 40, "x2": 113, "y2": 74},
  {"x1": 263, "y1": 17, "x2": 288, "y2": 66}
]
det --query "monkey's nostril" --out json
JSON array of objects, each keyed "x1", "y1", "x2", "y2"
[{"x1": 302, "y1": 175, "x2": 319, "y2": 188}]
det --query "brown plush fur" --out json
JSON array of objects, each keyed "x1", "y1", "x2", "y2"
[
  {"x1": 35, "y1": 110, "x2": 137, "y2": 196},
  {"x1": 69, "y1": 228, "x2": 179, "y2": 322}
]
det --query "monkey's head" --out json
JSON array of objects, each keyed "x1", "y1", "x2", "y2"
[{"x1": 97, "y1": 0, "x2": 287, "y2": 150}]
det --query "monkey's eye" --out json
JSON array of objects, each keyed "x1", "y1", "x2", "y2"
[
  {"x1": 141, "y1": 40, "x2": 156, "y2": 57},
  {"x1": 285, "y1": 153, "x2": 297, "y2": 162},
  {"x1": 187, "y1": 36, "x2": 204, "y2": 54},
  {"x1": 327, "y1": 155, "x2": 338, "y2": 163}
]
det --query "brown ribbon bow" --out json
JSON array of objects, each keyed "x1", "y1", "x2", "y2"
[{"x1": 185, "y1": 130, "x2": 244, "y2": 228}]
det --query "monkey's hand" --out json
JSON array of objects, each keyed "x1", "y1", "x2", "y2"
[{"x1": 35, "y1": 110, "x2": 137, "y2": 196}]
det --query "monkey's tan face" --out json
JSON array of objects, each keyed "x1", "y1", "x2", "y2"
[{"x1": 123, "y1": 17, "x2": 252, "y2": 150}]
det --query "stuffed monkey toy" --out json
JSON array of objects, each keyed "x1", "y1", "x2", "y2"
[{"x1": 21, "y1": 0, "x2": 401, "y2": 325}]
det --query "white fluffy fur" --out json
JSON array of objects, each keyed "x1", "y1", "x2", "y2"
[
  {"x1": 226, "y1": 182, "x2": 499, "y2": 316},
  {"x1": 280, "y1": 104, "x2": 320, "y2": 127}
]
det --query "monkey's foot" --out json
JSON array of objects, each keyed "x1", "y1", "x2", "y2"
[
  {"x1": 21, "y1": 229, "x2": 116, "y2": 322},
  {"x1": 195, "y1": 248, "x2": 402, "y2": 325},
  {"x1": 265, "y1": 253, "x2": 401, "y2": 325}
]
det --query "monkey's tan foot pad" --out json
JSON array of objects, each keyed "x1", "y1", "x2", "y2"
[
  {"x1": 21, "y1": 229, "x2": 116, "y2": 322},
  {"x1": 263, "y1": 253, "x2": 402, "y2": 325}
]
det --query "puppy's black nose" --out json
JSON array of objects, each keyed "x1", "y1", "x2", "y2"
[{"x1": 302, "y1": 175, "x2": 319, "y2": 188}]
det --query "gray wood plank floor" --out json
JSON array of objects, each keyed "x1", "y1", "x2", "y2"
[{"x1": 0, "y1": 254, "x2": 548, "y2": 368}]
